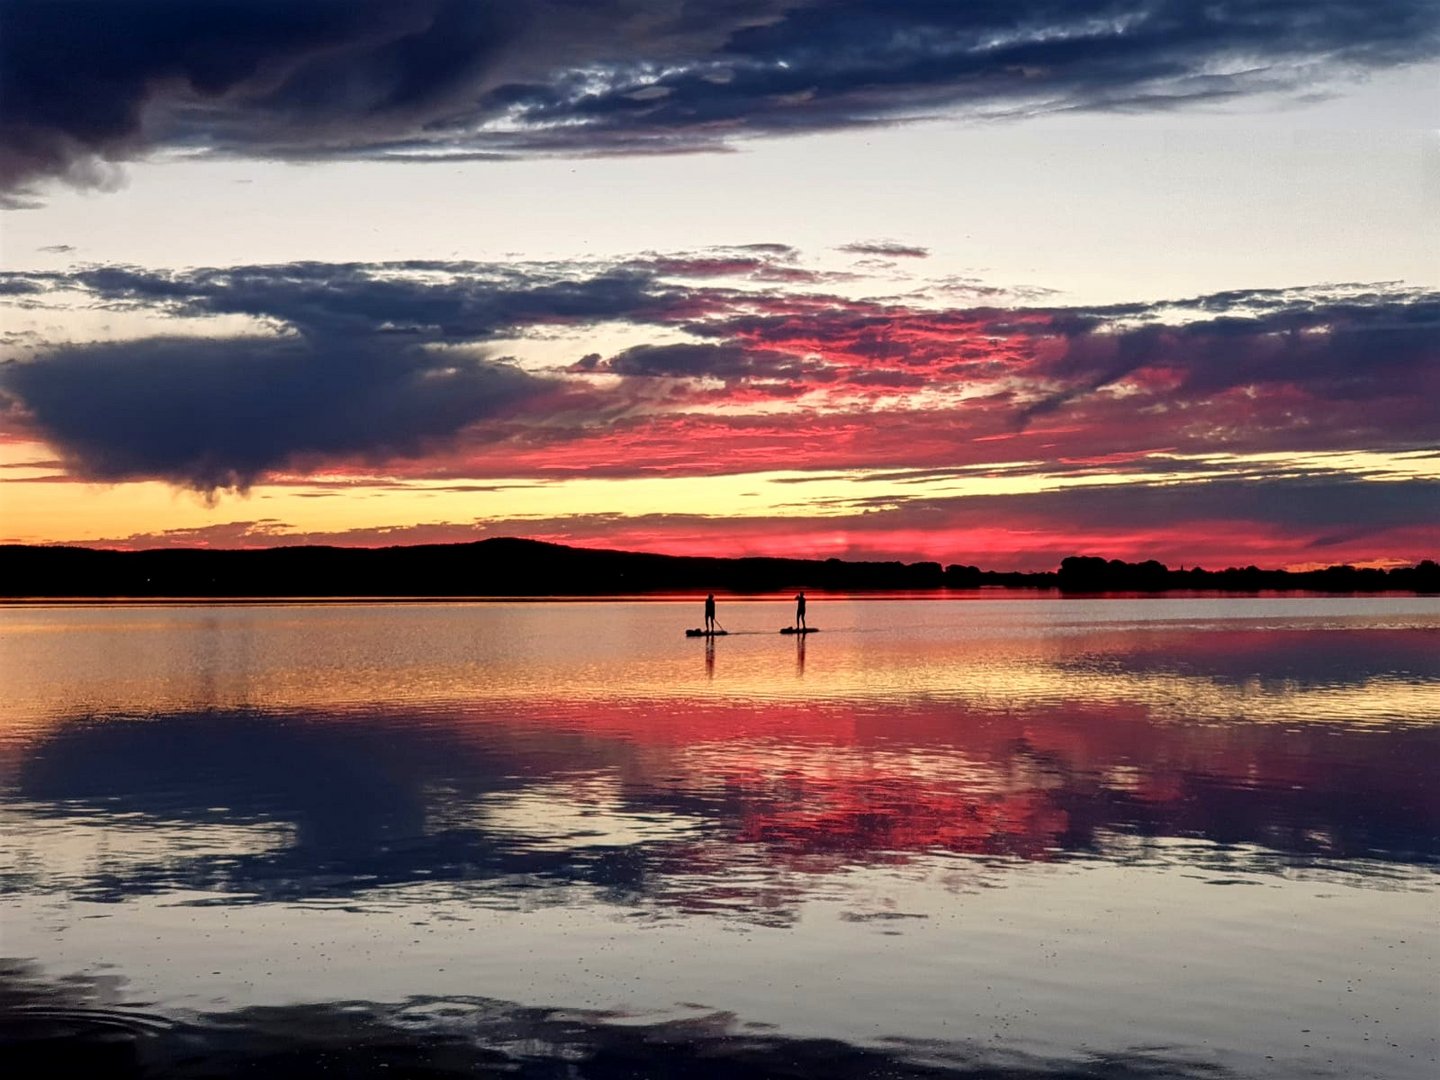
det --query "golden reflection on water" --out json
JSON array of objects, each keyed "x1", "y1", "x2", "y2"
[
  {"x1": 3, "y1": 598, "x2": 1434, "y2": 879},
  {"x1": 3, "y1": 600, "x2": 1437, "y2": 740}
]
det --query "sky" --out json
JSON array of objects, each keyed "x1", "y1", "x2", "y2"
[{"x1": 1, "y1": 1, "x2": 1437, "y2": 571}]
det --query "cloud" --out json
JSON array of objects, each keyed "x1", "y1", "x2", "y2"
[
  {"x1": 5, "y1": 1, "x2": 1439, "y2": 197},
  {"x1": 0, "y1": 335, "x2": 548, "y2": 495},
  {"x1": 641, "y1": 255, "x2": 772, "y2": 278},
  {"x1": 839, "y1": 241, "x2": 929, "y2": 259},
  {"x1": 634, "y1": 249, "x2": 831, "y2": 284},
  {"x1": 3, "y1": 257, "x2": 1436, "y2": 502},
  {"x1": 703, "y1": 284, "x2": 1440, "y2": 430},
  {"x1": 57, "y1": 261, "x2": 687, "y2": 339},
  {"x1": 11, "y1": 261, "x2": 1434, "y2": 423},
  {"x1": 572, "y1": 340, "x2": 827, "y2": 383},
  {"x1": 36, "y1": 243, "x2": 75, "y2": 254},
  {"x1": 733, "y1": 242, "x2": 798, "y2": 256},
  {"x1": 1008, "y1": 294, "x2": 1440, "y2": 435}
]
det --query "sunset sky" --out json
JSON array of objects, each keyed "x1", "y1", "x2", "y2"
[{"x1": 1, "y1": 1, "x2": 1437, "y2": 570}]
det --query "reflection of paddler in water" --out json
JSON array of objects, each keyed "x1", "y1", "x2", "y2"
[
  {"x1": 794, "y1": 591, "x2": 807, "y2": 631},
  {"x1": 704, "y1": 593, "x2": 717, "y2": 634},
  {"x1": 705, "y1": 634, "x2": 716, "y2": 679},
  {"x1": 794, "y1": 628, "x2": 806, "y2": 677}
]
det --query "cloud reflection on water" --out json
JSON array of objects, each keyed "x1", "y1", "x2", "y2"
[
  {"x1": 7, "y1": 679, "x2": 1436, "y2": 914},
  {"x1": 2, "y1": 601, "x2": 1436, "y2": 1078},
  {"x1": 0, "y1": 959, "x2": 1243, "y2": 1080}
]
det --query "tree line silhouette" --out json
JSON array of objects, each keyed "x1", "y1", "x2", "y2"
[{"x1": 0, "y1": 539, "x2": 1434, "y2": 597}]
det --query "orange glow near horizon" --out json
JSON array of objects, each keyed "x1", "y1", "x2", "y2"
[{"x1": 3, "y1": 429, "x2": 1435, "y2": 571}]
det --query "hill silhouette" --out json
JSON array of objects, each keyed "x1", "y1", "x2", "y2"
[{"x1": 0, "y1": 539, "x2": 1434, "y2": 598}]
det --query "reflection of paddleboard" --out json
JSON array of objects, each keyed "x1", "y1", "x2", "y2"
[
  {"x1": 780, "y1": 627, "x2": 819, "y2": 634},
  {"x1": 685, "y1": 628, "x2": 729, "y2": 637}
]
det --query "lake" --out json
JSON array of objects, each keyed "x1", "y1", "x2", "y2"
[{"x1": 2, "y1": 596, "x2": 1437, "y2": 1078}]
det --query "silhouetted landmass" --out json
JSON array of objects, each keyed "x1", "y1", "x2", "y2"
[
  {"x1": 0, "y1": 539, "x2": 1434, "y2": 597},
  {"x1": 1054, "y1": 555, "x2": 1439, "y2": 595}
]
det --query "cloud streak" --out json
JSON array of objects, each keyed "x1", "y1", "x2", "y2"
[
  {"x1": 58, "y1": 260, "x2": 688, "y2": 339},
  {"x1": 839, "y1": 241, "x2": 929, "y2": 259},
  {"x1": 4, "y1": 0, "x2": 1438, "y2": 197}
]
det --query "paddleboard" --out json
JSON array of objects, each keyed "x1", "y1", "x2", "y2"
[
  {"x1": 685, "y1": 628, "x2": 728, "y2": 637},
  {"x1": 779, "y1": 627, "x2": 819, "y2": 634}
]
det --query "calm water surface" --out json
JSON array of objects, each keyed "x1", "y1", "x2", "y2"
[{"x1": 2, "y1": 597, "x2": 1438, "y2": 1078}]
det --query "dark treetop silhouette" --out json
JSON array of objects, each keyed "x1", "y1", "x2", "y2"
[{"x1": 0, "y1": 538, "x2": 1434, "y2": 598}]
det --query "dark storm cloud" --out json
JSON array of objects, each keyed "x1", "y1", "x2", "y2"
[
  {"x1": 4, "y1": 1, "x2": 1438, "y2": 197},
  {"x1": 0, "y1": 0, "x2": 511, "y2": 194},
  {"x1": 0, "y1": 335, "x2": 547, "y2": 494},
  {"x1": 0, "y1": 257, "x2": 737, "y2": 493}
]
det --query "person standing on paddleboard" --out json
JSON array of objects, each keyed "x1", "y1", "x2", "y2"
[
  {"x1": 795, "y1": 591, "x2": 806, "y2": 631},
  {"x1": 704, "y1": 593, "x2": 717, "y2": 634}
]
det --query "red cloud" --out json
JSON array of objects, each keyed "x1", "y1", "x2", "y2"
[{"x1": 8, "y1": 263, "x2": 1435, "y2": 568}]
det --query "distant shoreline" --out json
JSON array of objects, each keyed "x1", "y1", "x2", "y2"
[
  {"x1": 3, "y1": 590, "x2": 1437, "y2": 607},
  {"x1": 1, "y1": 538, "x2": 1435, "y2": 598}
]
